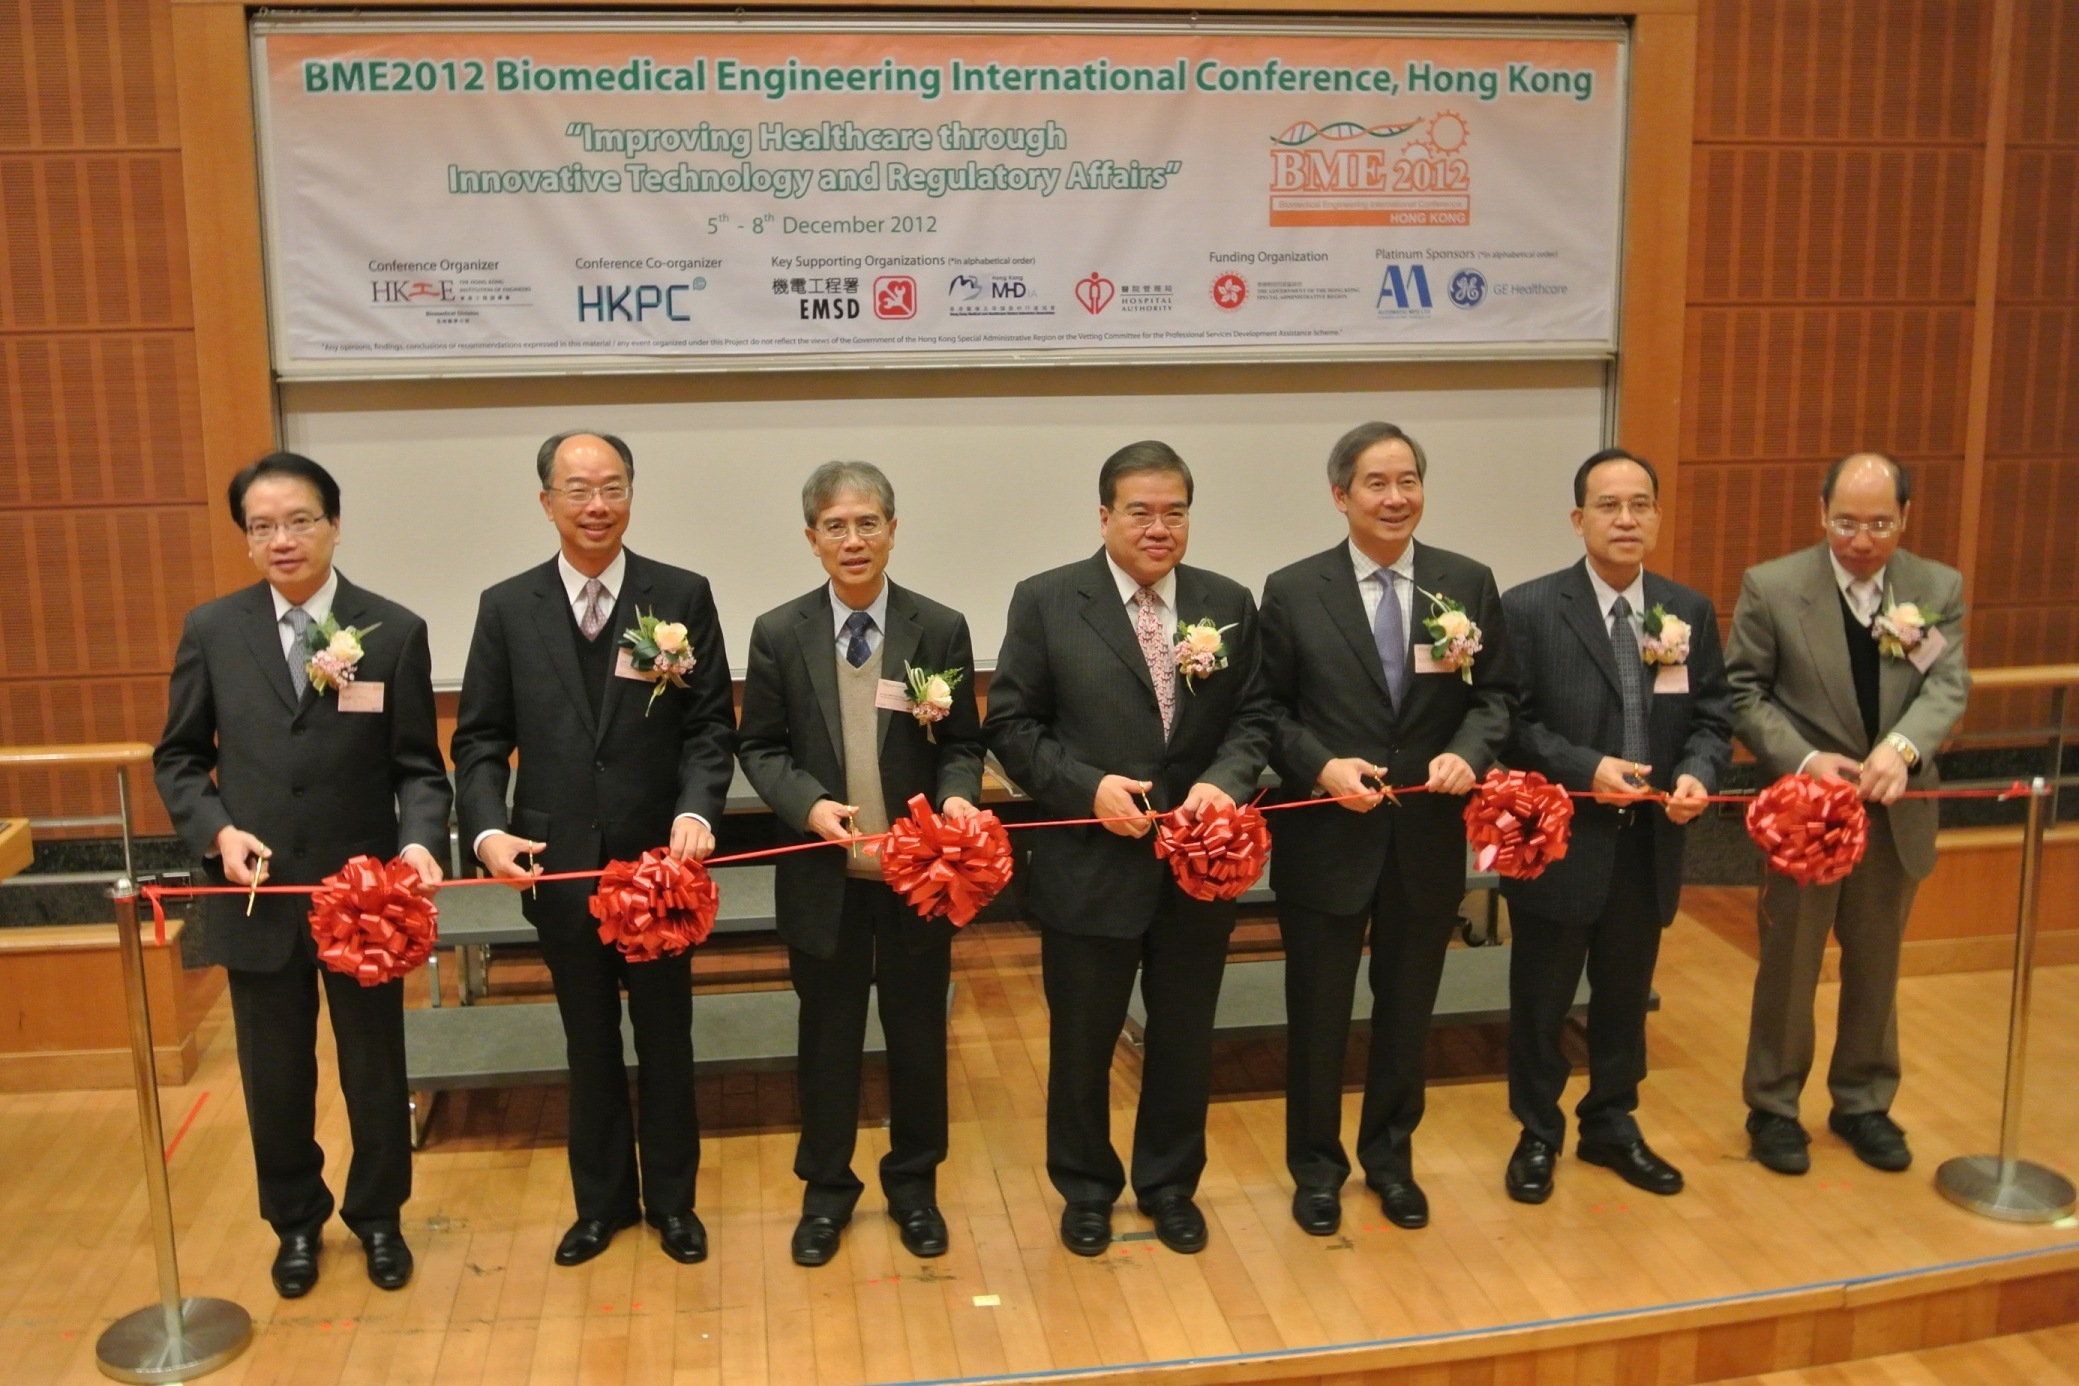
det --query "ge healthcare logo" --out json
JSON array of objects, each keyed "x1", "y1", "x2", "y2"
[
  {"x1": 1449, "y1": 268, "x2": 1487, "y2": 309},
  {"x1": 874, "y1": 276, "x2": 917, "y2": 320},
  {"x1": 1075, "y1": 272, "x2": 1115, "y2": 314},
  {"x1": 1376, "y1": 263, "x2": 1433, "y2": 317},
  {"x1": 1211, "y1": 272, "x2": 1249, "y2": 311}
]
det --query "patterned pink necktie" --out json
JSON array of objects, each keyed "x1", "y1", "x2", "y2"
[
  {"x1": 579, "y1": 577, "x2": 609, "y2": 640},
  {"x1": 1134, "y1": 586, "x2": 1176, "y2": 736}
]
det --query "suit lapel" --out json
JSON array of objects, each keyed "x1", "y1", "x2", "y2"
[
  {"x1": 1791, "y1": 547, "x2": 1865, "y2": 748},
  {"x1": 296, "y1": 573, "x2": 375, "y2": 723},
  {"x1": 795, "y1": 589, "x2": 846, "y2": 763},
  {"x1": 877, "y1": 584, "x2": 923, "y2": 756},
  {"x1": 1318, "y1": 547, "x2": 1392, "y2": 701},
  {"x1": 239, "y1": 583, "x2": 301, "y2": 715},
  {"x1": 1077, "y1": 553, "x2": 1158, "y2": 698},
  {"x1": 1876, "y1": 562, "x2": 1918, "y2": 729},
  {"x1": 528, "y1": 558, "x2": 599, "y2": 741},
  {"x1": 595, "y1": 556, "x2": 649, "y2": 747},
  {"x1": 1559, "y1": 560, "x2": 1625, "y2": 698}
]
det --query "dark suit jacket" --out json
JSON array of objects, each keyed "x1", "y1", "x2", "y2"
[
  {"x1": 1499, "y1": 561, "x2": 1733, "y2": 926},
  {"x1": 1726, "y1": 544, "x2": 1968, "y2": 880},
  {"x1": 736, "y1": 581, "x2": 986, "y2": 958},
  {"x1": 985, "y1": 550, "x2": 1275, "y2": 939},
  {"x1": 1260, "y1": 539, "x2": 1513, "y2": 918},
  {"x1": 153, "y1": 575, "x2": 451, "y2": 971},
  {"x1": 450, "y1": 550, "x2": 736, "y2": 935}
]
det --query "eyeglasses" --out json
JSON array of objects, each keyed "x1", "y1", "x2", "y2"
[
  {"x1": 245, "y1": 514, "x2": 325, "y2": 542},
  {"x1": 815, "y1": 516, "x2": 888, "y2": 541},
  {"x1": 551, "y1": 482, "x2": 632, "y2": 506},
  {"x1": 1588, "y1": 498, "x2": 1659, "y2": 519},
  {"x1": 1826, "y1": 517, "x2": 1899, "y2": 539},
  {"x1": 1115, "y1": 508, "x2": 1190, "y2": 532}
]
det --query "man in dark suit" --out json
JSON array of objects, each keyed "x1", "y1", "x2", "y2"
[
  {"x1": 452, "y1": 431, "x2": 735, "y2": 1266},
  {"x1": 1728, "y1": 451, "x2": 1967, "y2": 1175},
  {"x1": 738, "y1": 461, "x2": 985, "y2": 1267},
  {"x1": 154, "y1": 452, "x2": 449, "y2": 1297},
  {"x1": 1260, "y1": 421, "x2": 1512, "y2": 1235},
  {"x1": 1498, "y1": 448, "x2": 1733, "y2": 1203},
  {"x1": 986, "y1": 441, "x2": 1274, "y2": 1257}
]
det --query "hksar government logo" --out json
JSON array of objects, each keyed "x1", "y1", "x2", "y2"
[
  {"x1": 1210, "y1": 273, "x2": 1248, "y2": 311},
  {"x1": 1449, "y1": 269, "x2": 1486, "y2": 308}
]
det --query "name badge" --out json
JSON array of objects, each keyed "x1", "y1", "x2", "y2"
[
  {"x1": 1909, "y1": 625, "x2": 1947, "y2": 674},
  {"x1": 338, "y1": 681, "x2": 385, "y2": 713},
  {"x1": 613, "y1": 649, "x2": 652, "y2": 682},
  {"x1": 1411, "y1": 643, "x2": 1443, "y2": 675},
  {"x1": 1653, "y1": 664, "x2": 1690, "y2": 695},
  {"x1": 874, "y1": 678, "x2": 912, "y2": 712}
]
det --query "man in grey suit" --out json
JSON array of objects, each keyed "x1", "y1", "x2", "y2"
[
  {"x1": 1728, "y1": 450, "x2": 1968, "y2": 1175},
  {"x1": 1259, "y1": 421, "x2": 1512, "y2": 1234},
  {"x1": 737, "y1": 461, "x2": 985, "y2": 1267},
  {"x1": 154, "y1": 452, "x2": 450, "y2": 1297},
  {"x1": 986, "y1": 441, "x2": 1274, "y2": 1256},
  {"x1": 1498, "y1": 448, "x2": 1733, "y2": 1203}
]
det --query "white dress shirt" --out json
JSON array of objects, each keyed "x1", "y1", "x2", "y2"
[
  {"x1": 1105, "y1": 552, "x2": 1177, "y2": 630},
  {"x1": 1348, "y1": 539, "x2": 1417, "y2": 638},
  {"x1": 1584, "y1": 563, "x2": 1648, "y2": 654},
  {"x1": 271, "y1": 567, "x2": 339, "y2": 658},
  {"x1": 828, "y1": 580, "x2": 890, "y2": 660}
]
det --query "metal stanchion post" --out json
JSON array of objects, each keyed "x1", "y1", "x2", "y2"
[
  {"x1": 1935, "y1": 777, "x2": 2077, "y2": 1222},
  {"x1": 94, "y1": 877, "x2": 250, "y2": 1382}
]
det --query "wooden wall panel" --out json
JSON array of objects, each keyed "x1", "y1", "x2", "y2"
[
  {"x1": 0, "y1": 675, "x2": 171, "y2": 833},
  {"x1": 0, "y1": 153, "x2": 189, "y2": 330},
  {"x1": 1998, "y1": 151, "x2": 2079, "y2": 300},
  {"x1": 1988, "y1": 308, "x2": 2079, "y2": 456},
  {"x1": 2007, "y1": 0, "x2": 2079, "y2": 143},
  {"x1": 0, "y1": 334, "x2": 203, "y2": 506},
  {"x1": 0, "y1": 509, "x2": 211, "y2": 680},
  {"x1": 0, "y1": 0, "x2": 179, "y2": 150}
]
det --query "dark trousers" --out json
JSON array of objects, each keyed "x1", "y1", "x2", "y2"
[
  {"x1": 788, "y1": 878, "x2": 953, "y2": 1220},
  {"x1": 537, "y1": 925, "x2": 698, "y2": 1222},
  {"x1": 225, "y1": 958, "x2": 411, "y2": 1239},
  {"x1": 1507, "y1": 822, "x2": 1664, "y2": 1149},
  {"x1": 1279, "y1": 862, "x2": 1460, "y2": 1190},
  {"x1": 1041, "y1": 889, "x2": 1235, "y2": 1206}
]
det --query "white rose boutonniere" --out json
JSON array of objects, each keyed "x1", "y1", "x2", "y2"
[
  {"x1": 302, "y1": 615, "x2": 381, "y2": 694},
  {"x1": 618, "y1": 609, "x2": 697, "y2": 715},
  {"x1": 1417, "y1": 588, "x2": 1483, "y2": 684},
  {"x1": 1641, "y1": 606, "x2": 1691, "y2": 666},
  {"x1": 1173, "y1": 617, "x2": 1238, "y2": 691},
  {"x1": 903, "y1": 663, "x2": 963, "y2": 743}
]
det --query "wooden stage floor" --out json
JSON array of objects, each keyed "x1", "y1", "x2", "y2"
[{"x1": 4, "y1": 886, "x2": 2078, "y2": 1384}]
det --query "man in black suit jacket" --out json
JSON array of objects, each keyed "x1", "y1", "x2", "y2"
[
  {"x1": 1498, "y1": 448, "x2": 1733, "y2": 1204},
  {"x1": 452, "y1": 431, "x2": 735, "y2": 1267},
  {"x1": 1260, "y1": 421, "x2": 1512, "y2": 1235},
  {"x1": 738, "y1": 461, "x2": 985, "y2": 1267},
  {"x1": 986, "y1": 441, "x2": 1274, "y2": 1257},
  {"x1": 154, "y1": 453, "x2": 449, "y2": 1298}
]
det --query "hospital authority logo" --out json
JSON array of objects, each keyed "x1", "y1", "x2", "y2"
[
  {"x1": 1211, "y1": 272, "x2": 1249, "y2": 311},
  {"x1": 1074, "y1": 272, "x2": 1115, "y2": 314},
  {"x1": 1267, "y1": 112, "x2": 1472, "y2": 228}
]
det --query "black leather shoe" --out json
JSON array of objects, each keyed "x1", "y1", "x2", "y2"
[
  {"x1": 1578, "y1": 1138, "x2": 1684, "y2": 1195},
  {"x1": 554, "y1": 1214, "x2": 639, "y2": 1267},
  {"x1": 652, "y1": 1212, "x2": 708, "y2": 1264},
  {"x1": 1372, "y1": 1178, "x2": 1430, "y2": 1229},
  {"x1": 1291, "y1": 1186, "x2": 1342, "y2": 1236},
  {"x1": 1136, "y1": 1193, "x2": 1208, "y2": 1254},
  {"x1": 1059, "y1": 1201, "x2": 1112, "y2": 1257},
  {"x1": 1747, "y1": 1111, "x2": 1811, "y2": 1175},
  {"x1": 791, "y1": 1214, "x2": 845, "y2": 1267},
  {"x1": 1829, "y1": 1110, "x2": 1912, "y2": 1172},
  {"x1": 1505, "y1": 1133, "x2": 1558, "y2": 1205},
  {"x1": 893, "y1": 1206, "x2": 950, "y2": 1258},
  {"x1": 361, "y1": 1228, "x2": 413, "y2": 1290},
  {"x1": 271, "y1": 1231, "x2": 320, "y2": 1299}
]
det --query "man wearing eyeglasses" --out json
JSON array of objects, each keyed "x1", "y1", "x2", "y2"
[
  {"x1": 1727, "y1": 451, "x2": 1967, "y2": 1176},
  {"x1": 154, "y1": 452, "x2": 450, "y2": 1297},
  {"x1": 1494, "y1": 448, "x2": 1732, "y2": 1205},
  {"x1": 737, "y1": 462, "x2": 984, "y2": 1267},
  {"x1": 453, "y1": 431, "x2": 736, "y2": 1266}
]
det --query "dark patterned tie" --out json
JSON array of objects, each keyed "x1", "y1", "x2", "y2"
[
  {"x1": 1610, "y1": 596, "x2": 1649, "y2": 766},
  {"x1": 578, "y1": 578, "x2": 609, "y2": 640},
  {"x1": 1133, "y1": 587, "x2": 1176, "y2": 736},
  {"x1": 842, "y1": 610, "x2": 874, "y2": 668},
  {"x1": 284, "y1": 607, "x2": 312, "y2": 697},
  {"x1": 1372, "y1": 570, "x2": 1408, "y2": 708}
]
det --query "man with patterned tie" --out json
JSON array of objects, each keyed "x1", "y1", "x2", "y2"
[
  {"x1": 1258, "y1": 421, "x2": 1512, "y2": 1234},
  {"x1": 986, "y1": 441, "x2": 1275, "y2": 1256},
  {"x1": 154, "y1": 452, "x2": 450, "y2": 1297},
  {"x1": 1728, "y1": 451, "x2": 1967, "y2": 1175},
  {"x1": 453, "y1": 431, "x2": 736, "y2": 1266},
  {"x1": 737, "y1": 461, "x2": 985, "y2": 1267},
  {"x1": 1497, "y1": 448, "x2": 1732, "y2": 1203}
]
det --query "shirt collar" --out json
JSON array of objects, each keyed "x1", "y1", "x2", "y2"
[
  {"x1": 829, "y1": 579, "x2": 889, "y2": 637},
  {"x1": 1583, "y1": 561, "x2": 1648, "y2": 621},
  {"x1": 1348, "y1": 538, "x2": 1415, "y2": 587},
  {"x1": 1105, "y1": 552, "x2": 1176, "y2": 610},
  {"x1": 558, "y1": 549, "x2": 627, "y2": 607},
  {"x1": 270, "y1": 567, "x2": 339, "y2": 627},
  {"x1": 1827, "y1": 550, "x2": 1886, "y2": 601}
]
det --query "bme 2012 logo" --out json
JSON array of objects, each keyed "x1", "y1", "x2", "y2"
[{"x1": 1267, "y1": 114, "x2": 1473, "y2": 228}]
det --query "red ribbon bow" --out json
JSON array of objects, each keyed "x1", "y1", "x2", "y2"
[
  {"x1": 589, "y1": 849, "x2": 719, "y2": 962},
  {"x1": 307, "y1": 855, "x2": 439, "y2": 986},
  {"x1": 1745, "y1": 774, "x2": 1869, "y2": 886},
  {"x1": 1153, "y1": 802, "x2": 1271, "y2": 902},
  {"x1": 1463, "y1": 769, "x2": 1576, "y2": 880},
  {"x1": 878, "y1": 793, "x2": 1014, "y2": 926}
]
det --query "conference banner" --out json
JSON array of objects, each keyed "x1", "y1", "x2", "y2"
[{"x1": 256, "y1": 23, "x2": 1627, "y2": 371}]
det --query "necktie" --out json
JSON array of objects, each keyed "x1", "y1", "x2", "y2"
[
  {"x1": 578, "y1": 577, "x2": 609, "y2": 640},
  {"x1": 1372, "y1": 570, "x2": 1408, "y2": 708},
  {"x1": 1610, "y1": 596, "x2": 1650, "y2": 766},
  {"x1": 1850, "y1": 579, "x2": 1880, "y2": 624},
  {"x1": 284, "y1": 607, "x2": 312, "y2": 697},
  {"x1": 1133, "y1": 587, "x2": 1176, "y2": 736},
  {"x1": 842, "y1": 610, "x2": 874, "y2": 668}
]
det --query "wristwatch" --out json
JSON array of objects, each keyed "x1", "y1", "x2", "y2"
[{"x1": 1882, "y1": 731, "x2": 1919, "y2": 768}]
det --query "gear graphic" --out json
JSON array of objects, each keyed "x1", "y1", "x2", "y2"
[{"x1": 1426, "y1": 111, "x2": 1469, "y2": 153}]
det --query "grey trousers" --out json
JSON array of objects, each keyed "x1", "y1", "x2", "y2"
[{"x1": 1743, "y1": 806, "x2": 1920, "y2": 1120}]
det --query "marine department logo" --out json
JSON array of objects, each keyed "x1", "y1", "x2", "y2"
[{"x1": 1074, "y1": 272, "x2": 1115, "y2": 314}]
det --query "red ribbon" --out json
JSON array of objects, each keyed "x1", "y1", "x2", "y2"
[
  {"x1": 1745, "y1": 774, "x2": 1870, "y2": 886},
  {"x1": 589, "y1": 848, "x2": 719, "y2": 962},
  {"x1": 878, "y1": 793, "x2": 1014, "y2": 927},
  {"x1": 306, "y1": 855, "x2": 439, "y2": 986},
  {"x1": 1462, "y1": 769, "x2": 1576, "y2": 880},
  {"x1": 1153, "y1": 802, "x2": 1272, "y2": 902}
]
